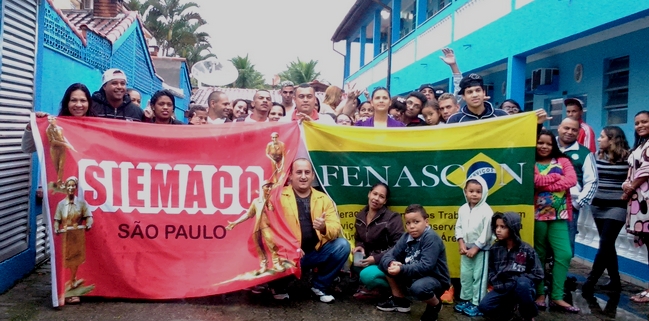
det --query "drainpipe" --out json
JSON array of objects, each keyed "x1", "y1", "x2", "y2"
[{"x1": 332, "y1": 41, "x2": 346, "y2": 86}]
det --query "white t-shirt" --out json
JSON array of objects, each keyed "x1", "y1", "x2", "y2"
[
  {"x1": 241, "y1": 115, "x2": 268, "y2": 123},
  {"x1": 207, "y1": 117, "x2": 227, "y2": 124},
  {"x1": 279, "y1": 113, "x2": 335, "y2": 125}
]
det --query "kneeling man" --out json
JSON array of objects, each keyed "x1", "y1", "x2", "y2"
[{"x1": 272, "y1": 158, "x2": 350, "y2": 303}]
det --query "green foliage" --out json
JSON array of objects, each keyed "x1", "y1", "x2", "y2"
[
  {"x1": 229, "y1": 55, "x2": 267, "y2": 89},
  {"x1": 278, "y1": 58, "x2": 321, "y2": 85},
  {"x1": 133, "y1": 0, "x2": 212, "y2": 60}
]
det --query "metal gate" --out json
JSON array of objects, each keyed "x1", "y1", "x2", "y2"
[{"x1": 0, "y1": 0, "x2": 38, "y2": 263}]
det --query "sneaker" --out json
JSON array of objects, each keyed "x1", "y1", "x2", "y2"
[
  {"x1": 440, "y1": 287, "x2": 454, "y2": 304},
  {"x1": 376, "y1": 296, "x2": 411, "y2": 312},
  {"x1": 463, "y1": 304, "x2": 483, "y2": 317},
  {"x1": 420, "y1": 303, "x2": 442, "y2": 321},
  {"x1": 311, "y1": 287, "x2": 335, "y2": 303},
  {"x1": 271, "y1": 288, "x2": 289, "y2": 300},
  {"x1": 454, "y1": 300, "x2": 471, "y2": 313},
  {"x1": 250, "y1": 285, "x2": 267, "y2": 294}
]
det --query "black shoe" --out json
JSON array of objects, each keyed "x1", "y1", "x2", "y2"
[
  {"x1": 601, "y1": 280, "x2": 622, "y2": 292},
  {"x1": 581, "y1": 281, "x2": 595, "y2": 299},
  {"x1": 564, "y1": 276, "x2": 578, "y2": 292},
  {"x1": 420, "y1": 303, "x2": 442, "y2": 321},
  {"x1": 376, "y1": 296, "x2": 411, "y2": 312}
]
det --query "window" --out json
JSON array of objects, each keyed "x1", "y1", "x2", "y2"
[
  {"x1": 380, "y1": 31, "x2": 388, "y2": 53},
  {"x1": 603, "y1": 56, "x2": 629, "y2": 125},
  {"x1": 547, "y1": 95, "x2": 587, "y2": 134},
  {"x1": 400, "y1": 0, "x2": 416, "y2": 39},
  {"x1": 427, "y1": 0, "x2": 450, "y2": 19},
  {"x1": 524, "y1": 93, "x2": 534, "y2": 111},
  {"x1": 548, "y1": 98, "x2": 564, "y2": 134}
]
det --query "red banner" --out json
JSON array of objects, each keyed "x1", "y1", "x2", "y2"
[{"x1": 32, "y1": 116, "x2": 302, "y2": 307}]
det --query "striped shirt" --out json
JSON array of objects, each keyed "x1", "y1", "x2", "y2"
[{"x1": 592, "y1": 157, "x2": 628, "y2": 208}]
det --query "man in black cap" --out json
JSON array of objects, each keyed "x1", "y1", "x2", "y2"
[
  {"x1": 418, "y1": 83, "x2": 437, "y2": 102},
  {"x1": 446, "y1": 74, "x2": 508, "y2": 123}
]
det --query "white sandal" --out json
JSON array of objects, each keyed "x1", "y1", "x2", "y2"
[{"x1": 631, "y1": 290, "x2": 649, "y2": 302}]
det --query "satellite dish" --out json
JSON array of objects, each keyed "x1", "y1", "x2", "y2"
[{"x1": 191, "y1": 57, "x2": 239, "y2": 87}]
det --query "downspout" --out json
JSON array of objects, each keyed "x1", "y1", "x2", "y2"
[{"x1": 332, "y1": 41, "x2": 346, "y2": 86}]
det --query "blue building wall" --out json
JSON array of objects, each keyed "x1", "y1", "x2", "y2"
[
  {"x1": 344, "y1": 0, "x2": 649, "y2": 95},
  {"x1": 37, "y1": 51, "x2": 103, "y2": 114},
  {"x1": 174, "y1": 61, "x2": 192, "y2": 123},
  {"x1": 338, "y1": 0, "x2": 649, "y2": 282},
  {"x1": 110, "y1": 22, "x2": 162, "y2": 106},
  {"x1": 0, "y1": 0, "x2": 170, "y2": 293}
]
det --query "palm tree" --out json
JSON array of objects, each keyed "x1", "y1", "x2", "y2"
[
  {"x1": 229, "y1": 55, "x2": 266, "y2": 89},
  {"x1": 171, "y1": 21, "x2": 210, "y2": 57},
  {"x1": 177, "y1": 43, "x2": 216, "y2": 70},
  {"x1": 142, "y1": 0, "x2": 206, "y2": 56},
  {"x1": 278, "y1": 59, "x2": 321, "y2": 85},
  {"x1": 125, "y1": 0, "x2": 148, "y2": 16}
]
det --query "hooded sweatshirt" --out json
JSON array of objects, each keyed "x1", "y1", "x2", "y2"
[
  {"x1": 446, "y1": 101, "x2": 508, "y2": 123},
  {"x1": 455, "y1": 175, "x2": 494, "y2": 250},
  {"x1": 488, "y1": 212, "x2": 544, "y2": 292},
  {"x1": 91, "y1": 89, "x2": 144, "y2": 121},
  {"x1": 380, "y1": 226, "x2": 451, "y2": 289}
]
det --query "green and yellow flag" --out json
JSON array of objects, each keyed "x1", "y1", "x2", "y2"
[{"x1": 303, "y1": 113, "x2": 537, "y2": 277}]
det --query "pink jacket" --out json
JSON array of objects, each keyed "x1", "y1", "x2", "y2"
[{"x1": 534, "y1": 157, "x2": 578, "y2": 221}]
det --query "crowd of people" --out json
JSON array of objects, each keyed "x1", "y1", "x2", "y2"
[{"x1": 18, "y1": 47, "x2": 649, "y2": 321}]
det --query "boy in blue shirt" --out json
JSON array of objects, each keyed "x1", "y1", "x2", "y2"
[{"x1": 376, "y1": 204, "x2": 450, "y2": 321}]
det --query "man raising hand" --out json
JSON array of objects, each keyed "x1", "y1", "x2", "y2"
[{"x1": 270, "y1": 158, "x2": 350, "y2": 303}]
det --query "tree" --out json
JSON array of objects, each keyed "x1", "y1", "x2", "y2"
[
  {"x1": 171, "y1": 21, "x2": 211, "y2": 58},
  {"x1": 141, "y1": 0, "x2": 207, "y2": 57},
  {"x1": 125, "y1": 0, "x2": 148, "y2": 16},
  {"x1": 278, "y1": 59, "x2": 321, "y2": 85},
  {"x1": 229, "y1": 55, "x2": 266, "y2": 89},
  {"x1": 177, "y1": 43, "x2": 216, "y2": 70}
]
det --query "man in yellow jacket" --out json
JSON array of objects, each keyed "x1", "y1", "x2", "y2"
[{"x1": 272, "y1": 158, "x2": 350, "y2": 303}]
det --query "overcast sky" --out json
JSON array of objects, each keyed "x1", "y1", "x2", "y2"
[{"x1": 195, "y1": 0, "x2": 356, "y2": 86}]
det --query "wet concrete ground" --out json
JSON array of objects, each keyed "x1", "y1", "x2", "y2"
[{"x1": 2, "y1": 261, "x2": 648, "y2": 321}]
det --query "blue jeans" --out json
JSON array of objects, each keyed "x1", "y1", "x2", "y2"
[
  {"x1": 478, "y1": 276, "x2": 537, "y2": 320},
  {"x1": 568, "y1": 208, "x2": 580, "y2": 256},
  {"x1": 301, "y1": 237, "x2": 350, "y2": 290}
]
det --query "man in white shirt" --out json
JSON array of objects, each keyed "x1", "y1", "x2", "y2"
[
  {"x1": 279, "y1": 81, "x2": 296, "y2": 116},
  {"x1": 207, "y1": 91, "x2": 232, "y2": 124},
  {"x1": 280, "y1": 84, "x2": 334, "y2": 125},
  {"x1": 240, "y1": 90, "x2": 272, "y2": 122}
]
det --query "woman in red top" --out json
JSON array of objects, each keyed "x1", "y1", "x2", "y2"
[{"x1": 533, "y1": 129, "x2": 579, "y2": 313}]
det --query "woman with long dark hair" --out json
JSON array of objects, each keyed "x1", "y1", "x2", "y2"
[
  {"x1": 582, "y1": 126, "x2": 630, "y2": 297},
  {"x1": 624, "y1": 111, "x2": 649, "y2": 303},
  {"x1": 533, "y1": 129, "x2": 579, "y2": 313},
  {"x1": 352, "y1": 182, "x2": 404, "y2": 299},
  {"x1": 22, "y1": 83, "x2": 93, "y2": 153},
  {"x1": 355, "y1": 87, "x2": 404, "y2": 127}
]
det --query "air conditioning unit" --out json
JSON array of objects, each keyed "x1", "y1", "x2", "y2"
[
  {"x1": 531, "y1": 68, "x2": 559, "y2": 91},
  {"x1": 83, "y1": 0, "x2": 93, "y2": 9}
]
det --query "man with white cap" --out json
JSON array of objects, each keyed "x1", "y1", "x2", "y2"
[{"x1": 91, "y1": 68, "x2": 144, "y2": 121}]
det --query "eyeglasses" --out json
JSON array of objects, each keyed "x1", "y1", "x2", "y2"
[
  {"x1": 406, "y1": 100, "x2": 421, "y2": 108},
  {"x1": 282, "y1": 91, "x2": 294, "y2": 95}
]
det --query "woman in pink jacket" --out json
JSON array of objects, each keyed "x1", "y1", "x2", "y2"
[{"x1": 533, "y1": 129, "x2": 579, "y2": 313}]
